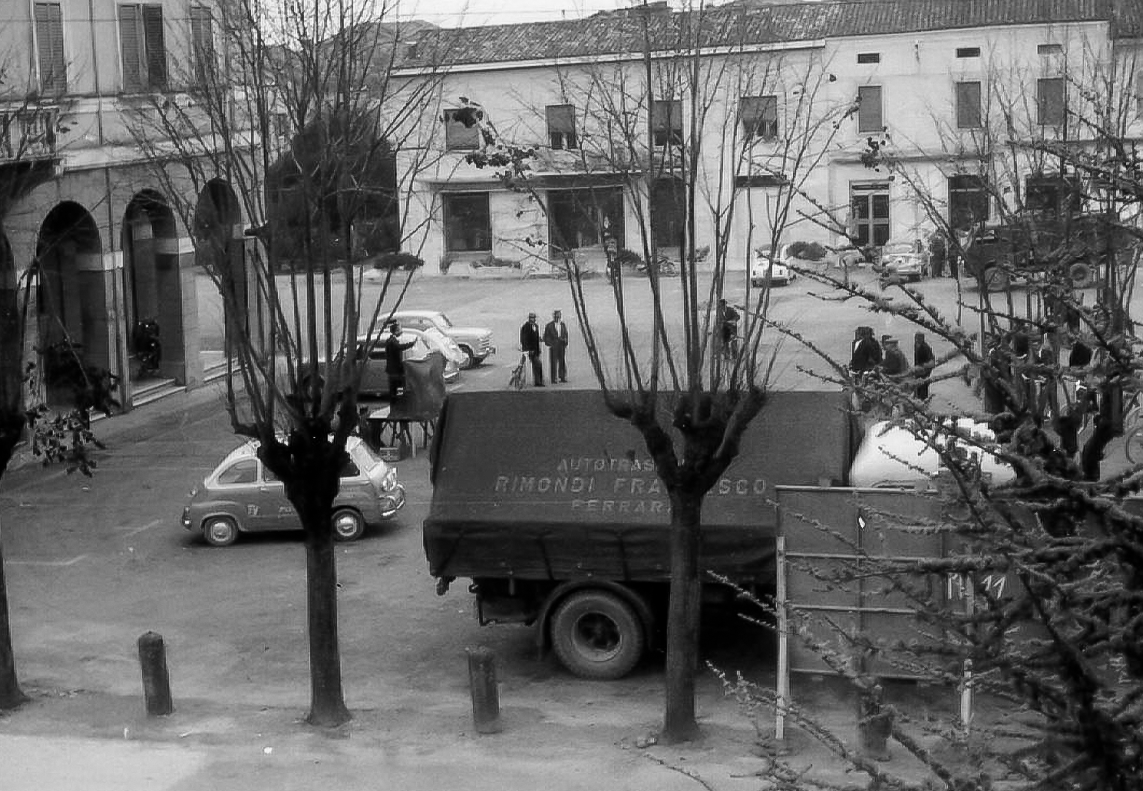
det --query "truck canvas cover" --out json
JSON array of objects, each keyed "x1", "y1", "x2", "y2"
[{"x1": 424, "y1": 390, "x2": 855, "y2": 584}]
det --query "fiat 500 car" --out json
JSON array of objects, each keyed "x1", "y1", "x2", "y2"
[
  {"x1": 182, "y1": 437, "x2": 406, "y2": 546},
  {"x1": 750, "y1": 252, "x2": 795, "y2": 286}
]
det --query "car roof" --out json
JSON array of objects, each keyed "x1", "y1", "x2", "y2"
[
  {"x1": 217, "y1": 436, "x2": 365, "y2": 468},
  {"x1": 390, "y1": 310, "x2": 440, "y2": 319}
]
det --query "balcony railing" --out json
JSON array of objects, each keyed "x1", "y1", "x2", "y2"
[{"x1": 0, "y1": 106, "x2": 60, "y2": 162}]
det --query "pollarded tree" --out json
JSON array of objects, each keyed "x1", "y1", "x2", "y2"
[
  {"x1": 127, "y1": 0, "x2": 448, "y2": 726},
  {"x1": 444, "y1": 2, "x2": 856, "y2": 742}
]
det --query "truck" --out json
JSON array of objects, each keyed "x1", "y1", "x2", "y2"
[
  {"x1": 423, "y1": 389, "x2": 858, "y2": 679},
  {"x1": 961, "y1": 210, "x2": 1130, "y2": 292}
]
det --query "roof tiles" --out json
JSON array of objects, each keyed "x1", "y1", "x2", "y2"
[{"x1": 401, "y1": 0, "x2": 1132, "y2": 69}]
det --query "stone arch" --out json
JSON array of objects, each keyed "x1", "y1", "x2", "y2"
[
  {"x1": 193, "y1": 179, "x2": 246, "y2": 355},
  {"x1": 36, "y1": 203, "x2": 107, "y2": 400},
  {"x1": 122, "y1": 190, "x2": 181, "y2": 382}
]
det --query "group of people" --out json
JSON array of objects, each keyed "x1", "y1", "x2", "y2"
[
  {"x1": 519, "y1": 309, "x2": 570, "y2": 387},
  {"x1": 850, "y1": 326, "x2": 936, "y2": 402}
]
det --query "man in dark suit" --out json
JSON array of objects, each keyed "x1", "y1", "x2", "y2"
[
  {"x1": 543, "y1": 309, "x2": 569, "y2": 383},
  {"x1": 519, "y1": 311, "x2": 544, "y2": 386},
  {"x1": 384, "y1": 321, "x2": 417, "y2": 400}
]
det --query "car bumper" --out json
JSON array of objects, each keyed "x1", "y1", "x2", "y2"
[{"x1": 379, "y1": 484, "x2": 406, "y2": 518}]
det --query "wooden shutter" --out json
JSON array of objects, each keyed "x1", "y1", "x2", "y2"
[
  {"x1": 119, "y1": 4, "x2": 143, "y2": 92},
  {"x1": 956, "y1": 82, "x2": 981, "y2": 129},
  {"x1": 858, "y1": 86, "x2": 882, "y2": 133},
  {"x1": 142, "y1": 5, "x2": 167, "y2": 90},
  {"x1": 35, "y1": 3, "x2": 67, "y2": 95},
  {"x1": 190, "y1": 6, "x2": 214, "y2": 86}
]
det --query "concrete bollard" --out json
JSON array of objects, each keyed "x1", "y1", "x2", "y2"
[
  {"x1": 465, "y1": 646, "x2": 501, "y2": 734},
  {"x1": 137, "y1": 631, "x2": 173, "y2": 716}
]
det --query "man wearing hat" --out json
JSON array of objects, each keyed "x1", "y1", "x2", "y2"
[
  {"x1": 519, "y1": 311, "x2": 544, "y2": 386},
  {"x1": 881, "y1": 336, "x2": 909, "y2": 379}
]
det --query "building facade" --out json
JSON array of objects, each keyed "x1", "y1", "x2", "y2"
[
  {"x1": 0, "y1": 0, "x2": 250, "y2": 409},
  {"x1": 394, "y1": 0, "x2": 1143, "y2": 278}
]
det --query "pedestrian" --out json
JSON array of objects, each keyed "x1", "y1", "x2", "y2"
[
  {"x1": 519, "y1": 311, "x2": 544, "y2": 386},
  {"x1": 981, "y1": 333, "x2": 1008, "y2": 415},
  {"x1": 384, "y1": 320, "x2": 417, "y2": 400},
  {"x1": 543, "y1": 309, "x2": 570, "y2": 383},
  {"x1": 913, "y1": 332, "x2": 935, "y2": 400},
  {"x1": 717, "y1": 298, "x2": 740, "y2": 357},
  {"x1": 881, "y1": 336, "x2": 909, "y2": 379},
  {"x1": 1035, "y1": 331, "x2": 1059, "y2": 419},
  {"x1": 850, "y1": 326, "x2": 882, "y2": 373}
]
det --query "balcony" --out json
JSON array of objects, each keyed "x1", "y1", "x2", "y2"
[{"x1": 0, "y1": 105, "x2": 60, "y2": 163}]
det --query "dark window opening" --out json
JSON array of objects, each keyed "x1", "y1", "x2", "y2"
[
  {"x1": 857, "y1": 85, "x2": 883, "y2": 133},
  {"x1": 740, "y1": 95, "x2": 778, "y2": 140},
  {"x1": 546, "y1": 104, "x2": 578, "y2": 150},
  {"x1": 956, "y1": 81, "x2": 982, "y2": 129},
  {"x1": 857, "y1": 52, "x2": 880, "y2": 64},
  {"x1": 547, "y1": 188, "x2": 624, "y2": 253},
  {"x1": 956, "y1": 47, "x2": 981, "y2": 58},
  {"x1": 443, "y1": 108, "x2": 481, "y2": 150},
  {"x1": 948, "y1": 174, "x2": 990, "y2": 231},
  {"x1": 443, "y1": 193, "x2": 491, "y2": 252},
  {"x1": 1037, "y1": 77, "x2": 1065, "y2": 126},
  {"x1": 651, "y1": 99, "x2": 683, "y2": 147}
]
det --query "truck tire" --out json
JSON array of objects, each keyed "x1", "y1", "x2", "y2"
[
  {"x1": 982, "y1": 266, "x2": 1010, "y2": 292},
  {"x1": 551, "y1": 590, "x2": 645, "y2": 680}
]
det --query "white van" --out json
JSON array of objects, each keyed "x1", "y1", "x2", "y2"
[{"x1": 849, "y1": 418, "x2": 1014, "y2": 489}]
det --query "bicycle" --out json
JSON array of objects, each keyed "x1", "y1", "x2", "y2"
[{"x1": 507, "y1": 353, "x2": 528, "y2": 390}]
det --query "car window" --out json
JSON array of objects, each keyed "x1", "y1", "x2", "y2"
[
  {"x1": 339, "y1": 455, "x2": 361, "y2": 478},
  {"x1": 217, "y1": 458, "x2": 258, "y2": 485},
  {"x1": 437, "y1": 313, "x2": 453, "y2": 328},
  {"x1": 262, "y1": 463, "x2": 280, "y2": 483}
]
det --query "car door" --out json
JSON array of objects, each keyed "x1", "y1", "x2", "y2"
[
  {"x1": 213, "y1": 457, "x2": 279, "y2": 532},
  {"x1": 256, "y1": 461, "x2": 299, "y2": 531}
]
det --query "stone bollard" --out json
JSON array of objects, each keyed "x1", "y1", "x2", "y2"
[
  {"x1": 465, "y1": 646, "x2": 501, "y2": 734},
  {"x1": 137, "y1": 631, "x2": 173, "y2": 716}
]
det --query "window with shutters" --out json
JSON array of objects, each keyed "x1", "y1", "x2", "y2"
[
  {"x1": 190, "y1": 5, "x2": 215, "y2": 87},
  {"x1": 1037, "y1": 77, "x2": 1065, "y2": 125},
  {"x1": 857, "y1": 85, "x2": 883, "y2": 133},
  {"x1": 651, "y1": 99, "x2": 683, "y2": 147},
  {"x1": 546, "y1": 104, "x2": 577, "y2": 150},
  {"x1": 443, "y1": 193, "x2": 491, "y2": 252},
  {"x1": 35, "y1": 3, "x2": 67, "y2": 95},
  {"x1": 119, "y1": 4, "x2": 167, "y2": 92},
  {"x1": 955, "y1": 81, "x2": 982, "y2": 129},
  {"x1": 740, "y1": 95, "x2": 778, "y2": 140}
]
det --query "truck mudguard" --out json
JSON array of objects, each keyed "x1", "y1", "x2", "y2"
[{"x1": 424, "y1": 390, "x2": 856, "y2": 584}]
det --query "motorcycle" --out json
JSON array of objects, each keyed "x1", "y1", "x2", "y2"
[{"x1": 133, "y1": 318, "x2": 162, "y2": 377}]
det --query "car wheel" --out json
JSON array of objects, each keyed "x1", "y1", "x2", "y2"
[
  {"x1": 459, "y1": 346, "x2": 478, "y2": 370},
  {"x1": 203, "y1": 517, "x2": 239, "y2": 547},
  {"x1": 332, "y1": 508, "x2": 365, "y2": 541},
  {"x1": 551, "y1": 590, "x2": 645, "y2": 680}
]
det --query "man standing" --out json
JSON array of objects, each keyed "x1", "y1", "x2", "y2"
[
  {"x1": 384, "y1": 321, "x2": 417, "y2": 400},
  {"x1": 543, "y1": 309, "x2": 569, "y2": 383},
  {"x1": 913, "y1": 332, "x2": 935, "y2": 400},
  {"x1": 881, "y1": 337, "x2": 909, "y2": 379},
  {"x1": 519, "y1": 311, "x2": 544, "y2": 386}
]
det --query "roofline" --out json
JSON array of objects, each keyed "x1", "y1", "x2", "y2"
[{"x1": 393, "y1": 38, "x2": 826, "y2": 78}]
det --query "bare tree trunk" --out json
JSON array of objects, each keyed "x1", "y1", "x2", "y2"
[
  {"x1": 302, "y1": 509, "x2": 350, "y2": 727},
  {"x1": 0, "y1": 523, "x2": 28, "y2": 711},
  {"x1": 663, "y1": 491, "x2": 702, "y2": 743}
]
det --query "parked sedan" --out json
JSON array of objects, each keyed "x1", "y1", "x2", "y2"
[
  {"x1": 750, "y1": 252, "x2": 795, "y2": 287},
  {"x1": 877, "y1": 240, "x2": 930, "y2": 282},
  {"x1": 181, "y1": 437, "x2": 406, "y2": 546},
  {"x1": 388, "y1": 310, "x2": 496, "y2": 368}
]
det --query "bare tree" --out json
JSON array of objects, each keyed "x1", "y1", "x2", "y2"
[
  {"x1": 455, "y1": 4, "x2": 854, "y2": 742},
  {"x1": 127, "y1": 0, "x2": 446, "y2": 726}
]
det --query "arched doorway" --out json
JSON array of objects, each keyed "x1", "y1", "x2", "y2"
[
  {"x1": 193, "y1": 180, "x2": 245, "y2": 367},
  {"x1": 122, "y1": 191, "x2": 181, "y2": 385},
  {"x1": 35, "y1": 203, "x2": 107, "y2": 406}
]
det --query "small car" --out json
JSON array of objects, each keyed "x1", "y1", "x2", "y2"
[
  {"x1": 877, "y1": 240, "x2": 930, "y2": 282},
  {"x1": 387, "y1": 310, "x2": 496, "y2": 368},
  {"x1": 750, "y1": 252, "x2": 795, "y2": 287},
  {"x1": 849, "y1": 418, "x2": 1013, "y2": 490},
  {"x1": 182, "y1": 436, "x2": 406, "y2": 546},
  {"x1": 357, "y1": 328, "x2": 460, "y2": 395}
]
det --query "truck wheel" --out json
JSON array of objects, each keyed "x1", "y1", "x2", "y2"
[
  {"x1": 982, "y1": 266, "x2": 1010, "y2": 292},
  {"x1": 551, "y1": 590, "x2": 645, "y2": 680}
]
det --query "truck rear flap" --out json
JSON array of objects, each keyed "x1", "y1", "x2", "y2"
[{"x1": 424, "y1": 389, "x2": 855, "y2": 583}]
